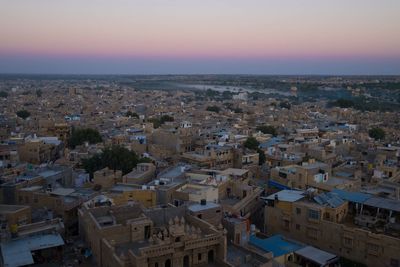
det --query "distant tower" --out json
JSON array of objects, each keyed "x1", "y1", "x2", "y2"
[{"x1": 290, "y1": 86, "x2": 298, "y2": 97}]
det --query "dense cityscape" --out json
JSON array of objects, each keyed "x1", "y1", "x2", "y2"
[
  {"x1": 1, "y1": 0, "x2": 400, "y2": 266},
  {"x1": 0, "y1": 75, "x2": 399, "y2": 267}
]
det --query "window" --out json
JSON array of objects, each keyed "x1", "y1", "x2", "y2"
[
  {"x1": 235, "y1": 233, "x2": 240, "y2": 244},
  {"x1": 145, "y1": 225, "x2": 150, "y2": 239},
  {"x1": 296, "y1": 224, "x2": 301, "y2": 230},
  {"x1": 198, "y1": 253, "x2": 202, "y2": 261},
  {"x1": 367, "y1": 243, "x2": 380, "y2": 255},
  {"x1": 308, "y1": 209, "x2": 320, "y2": 220},
  {"x1": 343, "y1": 237, "x2": 353, "y2": 248},
  {"x1": 296, "y1": 208, "x2": 301, "y2": 215},
  {"x1": 306, "y1": 227, "x2": 318, "y2": 239},
  {"x1": 368, "y1": 243, "x2": 379, "y2": 251},
  {"x1": 283, "y1": 219, "x2": 290, "y2": 230},
  {"x1": 17, "y1": 217, "x2": 28, "y2": 225},
  {"x1": 279, "y1": 172, "x2": 287, "y2": 178}
]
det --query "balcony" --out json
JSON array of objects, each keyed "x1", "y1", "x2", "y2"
[{"x1": 184, "y1": 235, "x2": 221, "y2": 250}]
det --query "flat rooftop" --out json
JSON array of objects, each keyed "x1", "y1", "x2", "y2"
[
  {"x1": 249, "y1": 234, "x2": 304, "y2": 258},
  {"x1": 266, "y1": 190, "x2": 305, "y2": 202},
  {"x1": 364, "y1": 197, "x2": 400, "y2": 212},
  {"x1": 221, "y1": 168, "x2": 248, "y2": 177},
  {"x1": 227, "y1": 243, "x2": 271, "y2": 267},
  {"x1": 0, "y1": 204, "x2": 29, "y2": 214},
  {"x1": 19, "y1": 185, "x2": 43, "y2": 192},
  {"x1": 179, "y1": 185, "x2": 208, "y2": 194},
  {"x1": 300, "y1": 162, "x2": 328, "y2": 170},
  {"x1": 220, "y1": 198, "x2": 241, "y2": 206},
  {"x1": 115, "y1": 240, "x2": 150, "y2": 256},
  {"x1": 1, "y1": 233, "x2": 64, "y2": 267},
  {"x1": 124, "y1": 169, "x2": 147, "y2": 179},
  {"x1": 188, "y1": 202, "x2": 220, "y2": 212},
  {"x1": 111, "y1": 184, "x2": 140, "y2": 192},
  {"x1": 331, "y1": 189, "x2": 372, "y2": 204},
  {"x1": 325, "y1": 176, "x2": 351, "y2": 186},
  {"x1": 157, "y1": 166, "x2": 186, "y2": 179},
  {"x1": 50, "y1": 188, "x2": 75, "y2": 196},
  {"x1": 295, "y1": 246, "x2": 338, "y2": 265},
  {"x1": 39, "y1": 169, "x2": 63, "y2": 178}
]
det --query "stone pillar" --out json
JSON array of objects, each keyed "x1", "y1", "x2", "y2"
[{"x1": 217, "y1": 231, "x2": 227, "y2": 262}]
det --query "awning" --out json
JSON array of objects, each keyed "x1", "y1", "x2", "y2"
[
  {"x1": 295, "y1": 246, "x2": 338, "y2": 266},
  {"x1": 0, "y1": 242, "x2": 34, "y2": 267},
  {"x1": 1, "y1": 233, "x2": 64, "y2": 267}
]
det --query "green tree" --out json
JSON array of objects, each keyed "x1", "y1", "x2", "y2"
[
  {"x1": 205, "y1": 89, "x2": 219, "y2": 98},
  {"x1": 16, "y1": 110, "x2": 30, "y2": 119},
  {"x1": 233, "y1": 108, "x2": 243, "y2": 113},
  {"x1": 82, "y1": 145, "x2": 148, "y2": 178},
  {"x1": 125, "y1": 111, "x2": 139, "y2": 118},
  {"x1": 206, "y1": 106, "x2": 220, "y2": 113},
  {"x1": 160, "y1": 115, "x2": 174, "y2": 124},
  {"x1": 257, "y1": 149, "x2": 266, "y2": 165},
  {"x1": 279, "y1": 101, "x2": 291, "y2": 109},
  {"x1": 244, "y1": 136, "x2": 260, "y2": 150},
  {"x1": 222, "y1": 91, "x2": 233, "y2": 99},
  {"x1": 81, "y1": 154, "x2": 103, "y2": 178},
  {"x1": 331, "y1": 98, "x2": 354, "y2": 108},
  {"x1": 68, "y1": 128, "x2": 102, "y2": 148},
  {"x1": 148, "y1": 115, "x2": 174, "y2": 128},
  {"x1": 148, "y1": 118, "x2": 161, "y2": 128},
  {"x1": 98, "y1": 145, "x2": 138, "y2": 175},
  {"x1": 368, "y1": 128, "x2": 385, "y2": 140},
  {"x1": 0, "y1": 91, "x2": 8, "y2": 98},
  {"x1": 138, "y1": 157, "x2": 153, "y2": 164},
  {"x1": 256, "y1": 125, "x2": 277, "y2": 136}
]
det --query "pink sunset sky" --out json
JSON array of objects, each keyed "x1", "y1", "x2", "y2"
[{"x1": 0, "y1": 0, "x2": 399, "y2": 74}]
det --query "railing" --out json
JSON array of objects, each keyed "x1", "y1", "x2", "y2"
[
  {"x1": 140, "y1": 243, "x2": 175, "y2": 257},
  {"x1": 11, "y1": 218, "x2": 64, "y2": 238},
  {"x1": 184, "y1": 235, "x2": 220, "y2": 250}
]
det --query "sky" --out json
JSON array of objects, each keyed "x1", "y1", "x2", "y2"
[{"x1": 0, "y1": 0, "x2": 399, "y2": 75}]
